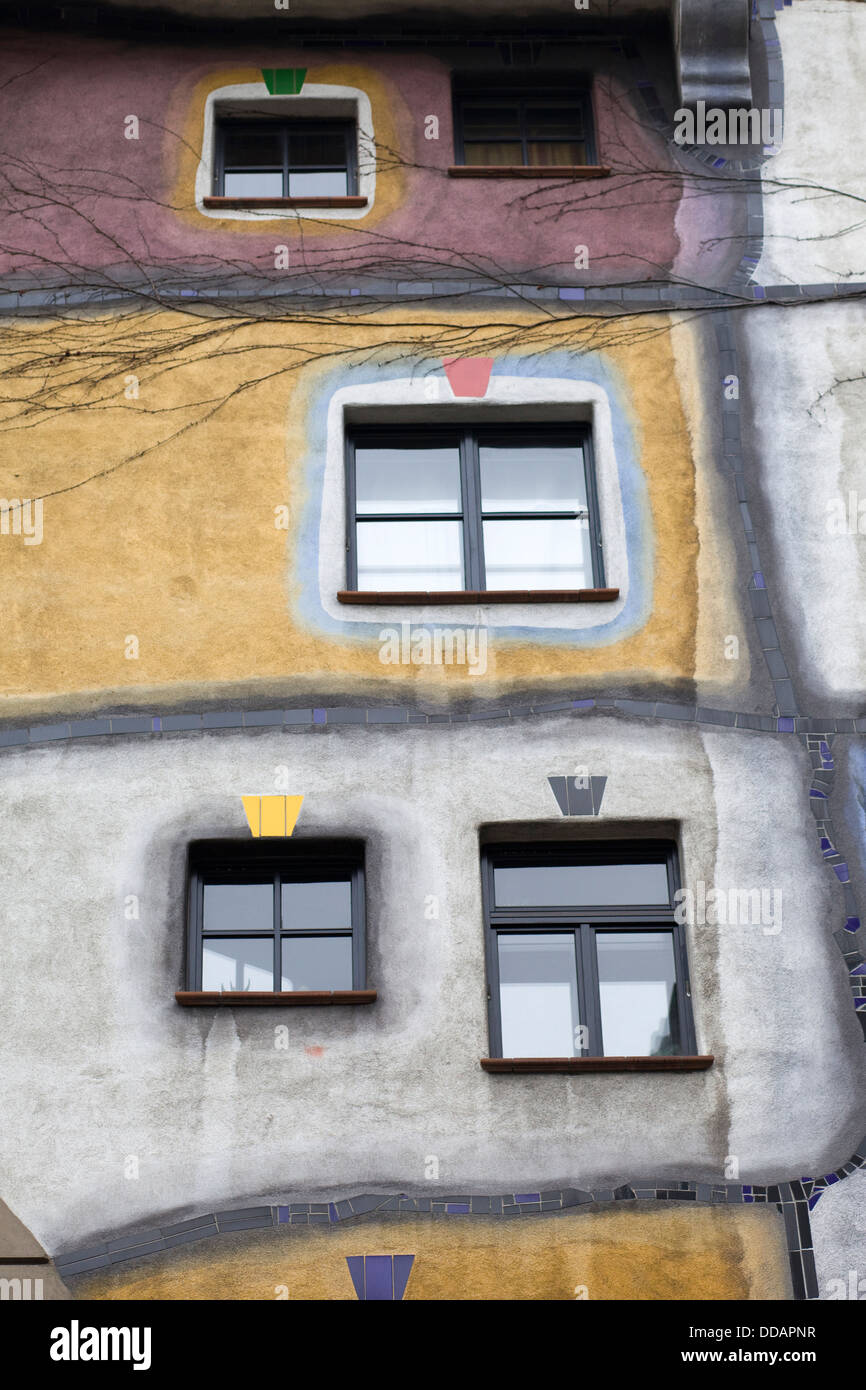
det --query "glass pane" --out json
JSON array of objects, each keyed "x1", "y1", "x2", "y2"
[
  {"x1": 288, "y1": 170, "x2": 348, "y2": 197},
  {"x1": 202, "y1": 937, "x2": 273, "y2": 992},
  {"x1": 462, "y1": 106, "x2": 521, "y2": 140},
  {"x1": 498, "y1": 934, "x2": 579, "y2": 1057},
  {"x1": 290, "y1": 131, "x2": 347, "y2": 167},
  {"x1": 203, "y1": 882, "x2": 273, "y2": 932},
  {"x1": 527, "y1": 140, "x2": 587, "y2": 166},
  {"x1": 223, "y1": 128, "x2": 283, "y2": 167},
  {"x1": 463, "y1": 141, "x2": 523, "y2": 166},
  {"x1": 479, "y1": 442, "x2": 587, "y2": 512},
  {"x1": 281, "y1": 880, "x2": 352, "y2": 931},
  {"x1": 493, "y1": 862, "x2": 671, "y2": 907},
  {"x1": 482, "y1": 518, "x2": 592, "y2": 588},
  {"x1": 355, "y1": 446, "x2": 461, "y2": 515},
  {"x1": 223, "y1": 171, "x2": 283, "y2": 198},
  {"x1": 356, "y1": 519, "x2": 463, "y2": 590},
  {"x1": 281, "y1": 936, "x2": 353, "y2": 991},
  {"x1": 525, "y1": 107, "x2": 585, "y2": 140},
  {"x1": 597, "y1": 932, "x2": 681, "y2": 1056}
]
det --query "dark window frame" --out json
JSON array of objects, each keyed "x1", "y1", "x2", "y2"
[
  {"x1": 344, "y1": 422, "x2": 605, "y2": 592},
  {"x1": 213, "y1": 117, "x2": 359, "y2": 197},
  {"x1": 452, "y1": 74, "x2": 598, "y2": 167},
  {"x1": 186, "y1": 839, "x2": 366, "y2": 992},
  {"x1": 480, "y1": 839, "x2": 697, "y2": 1058}
]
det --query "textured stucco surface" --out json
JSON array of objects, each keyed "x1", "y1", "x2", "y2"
[
  {"x1": 0, "y1": 716, "x2": 859, "y2": 1254},
  {"x1": 757, "y1": 3, "x2": 866, "y2": 286},
  {"x1": 741, "y1": 301, "x2": 866, "y2": 710},
  {"x1": 0, "y1": 30, "x2": 724, "y2": 286},
  {"x1": 0, "y1": 309, "x2": 766, "y2": 714},
  {"x1": 72, "y1": 1205, "x2": 792, "y2": 1301},
  {"x1": 811, "y1": 1169, "x2": 866, "y2": 1301}
]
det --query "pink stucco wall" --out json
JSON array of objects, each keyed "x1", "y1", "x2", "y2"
[{"x1": 0, "y1": 29, "x2": 744, "y2": 287}]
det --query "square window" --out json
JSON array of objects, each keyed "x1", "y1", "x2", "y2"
[
  {"x1": 454, "y1": 76, "x2": 596, "y2": 168},
  {"x1": 482, "y1": 841, "x2": 695, "y2": 1058},
  {"x1": 345, "y1": 425, "x2": 604, "y2": 595},
  {"x1": 215, "y1": 118, "x2": 358, "y2": 199},
  {"x1": 188, "y1": 841, "x2": 365, "y2": 993}
]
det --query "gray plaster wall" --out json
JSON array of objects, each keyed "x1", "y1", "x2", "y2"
[
  {"x1": 0, "y1": 716, "x2": 860, "y2": 1254},
  {"x1": 740, "y1": 300, "x2": 866, "y2": 711}
]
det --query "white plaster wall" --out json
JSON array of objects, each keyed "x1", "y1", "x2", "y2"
[
  {"x1": 757, "y1": 3, "x2": 866, "y2": 285},
  {"x1": 0, "y1": 717, "x2": 859, "y2": 1252},
  {"x1": 811, "y1": 1167, "x2": 866, "y2": 1300},
  {"x1": 742, "y1": 300, "x2": 866, "y2": 705}
]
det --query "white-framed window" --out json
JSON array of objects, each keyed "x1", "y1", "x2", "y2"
[
  {"x1": 195, "y1": 82, "x2": 376, "y2": 220},
  {"x1": 316, "y1": 376, "x2": 629, "y2": 631}
]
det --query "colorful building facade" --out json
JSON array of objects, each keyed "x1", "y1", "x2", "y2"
[{"x1": 0, "y1": 0, "x2": 864, "y2": 1301}]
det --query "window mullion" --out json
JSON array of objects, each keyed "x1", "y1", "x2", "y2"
[
  {"x1": 464, "y1": 431, "x2": 485, "y2": 588},
  {"x1": 273, "y1": 872, "x2": 281, "y2": 990},
  {"x1": 579, "y1": 925, "x2": 603, "y2": 1056}
]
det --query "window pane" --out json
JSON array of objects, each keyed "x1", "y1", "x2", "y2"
[
  {"x1": 526, "y1": 108, "x2": 585, "y2": 140},
  {"x1": 288, "y1": 170, "x2": 348, "y2": 197},
  {"x1": 223, "y1": 171, "x2": 284, "y2": 198},
  {"x1": 463, "y1": 141, "x2": 523, "y2": 166},
  {"x1": 527, "y1": 140, "x2": 586, "y2": 166},
  {"x1": 290, "y1": 131, "x2": 347, "y2": 167},
  {"x1": 355, "y1": 446, "x2": 461, "y2": 515},
  {"x1": 482, "y1": 518, "x2": 592, "y2": 588},
  {"x1": 203, "y1": 882, "x2": 273, "y2": 932},
  {"x1": 281, "y1": 936, "x2": 353, "y2": 990},
  {"x1": 223, "y1": 128, "x2": 283, "y2": 167},
  {"x1": 493, "y1": 862, "x2": 671, "y2": 907},
  {"x1": 597, "y1": 932, "x2": 681, "y2": 1056},
  {"x1": 203, "y1": 937, "x2": 273, "y2": 991},
  {"x1": 462, "y1": 106, "x2": 521, "y2": 140},
  {"x1": 479, "y1": 442, "x2": 588, "y2": 512},
  {"x1": 356, "y1": 519, "x2": 463, "y2": 590},
  {"x1": 498, "y1": 934, "x2": 579, "y2": 1057},
  {"x1": 281, "y1": 880, "x2": 352, "y2": 931}
]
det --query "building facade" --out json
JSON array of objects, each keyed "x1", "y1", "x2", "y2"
[{"x1": 0, "y1": 0, "x2": 864, "y2": 1301}]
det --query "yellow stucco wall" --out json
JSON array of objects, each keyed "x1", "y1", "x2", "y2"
[
  {"x1": 0, "y1": 307, "x2": 747, "y2": 716},
  {"x1": 73, "y1": 1206, "x2": 790, "y2": 1301}
]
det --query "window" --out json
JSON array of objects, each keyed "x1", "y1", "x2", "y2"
[
  {"x1": 344, "y1": 424, "x2": 605, "y2": 594},
  {"x1": 214, "y1": 118, "x2": 357, "y2": 198},
  {"x1": 481, "y1": 841, "x2": 696, "y2": 1058},
  {"x1": 453, "y1": 75, "x2": 596, "y2": 168},
  {"x1": 186, "y1": 841, "x2": 366, "y2": 994}
]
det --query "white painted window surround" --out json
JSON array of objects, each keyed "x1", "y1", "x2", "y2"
[
  {"x1": 195, "y1": 83, "x2": 376, "y2": 221},
  {"x1": 317, "y1": 376, "x2": 629, "y2": 631}
]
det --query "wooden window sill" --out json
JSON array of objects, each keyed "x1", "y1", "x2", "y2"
[
  {"x1": 337, "y1": 588, "x2": 619, "y2": 605},
  {"x1": 175, "y1": 990, "x2": 377, "y2": 1007},
  {"x1": 480, "y1": 1056, "x2": 714, "y2": 1074},
  {"x1": 203, "y1": 196, "x2": 367, "y2": 210},
  {"x1": 448, "y1": 165, "x2": 611, "y2": 180}
]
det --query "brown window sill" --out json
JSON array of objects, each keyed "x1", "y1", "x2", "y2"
[
  {"x1": 448, "y1": 165, "x2": 611, "y2": 180},
  {"x1": 480, "y1": 1056, "x2": 714, "y2": 1074},
  {"x1": 175, "y1": 990, "x2": 377, "y2": 1007},
  {"x1": 337, "y1": 588, "x2": 619, "y2": 605},
  {"x1": 203, "y1": 196, "x2": 368, "y2": 210}
]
